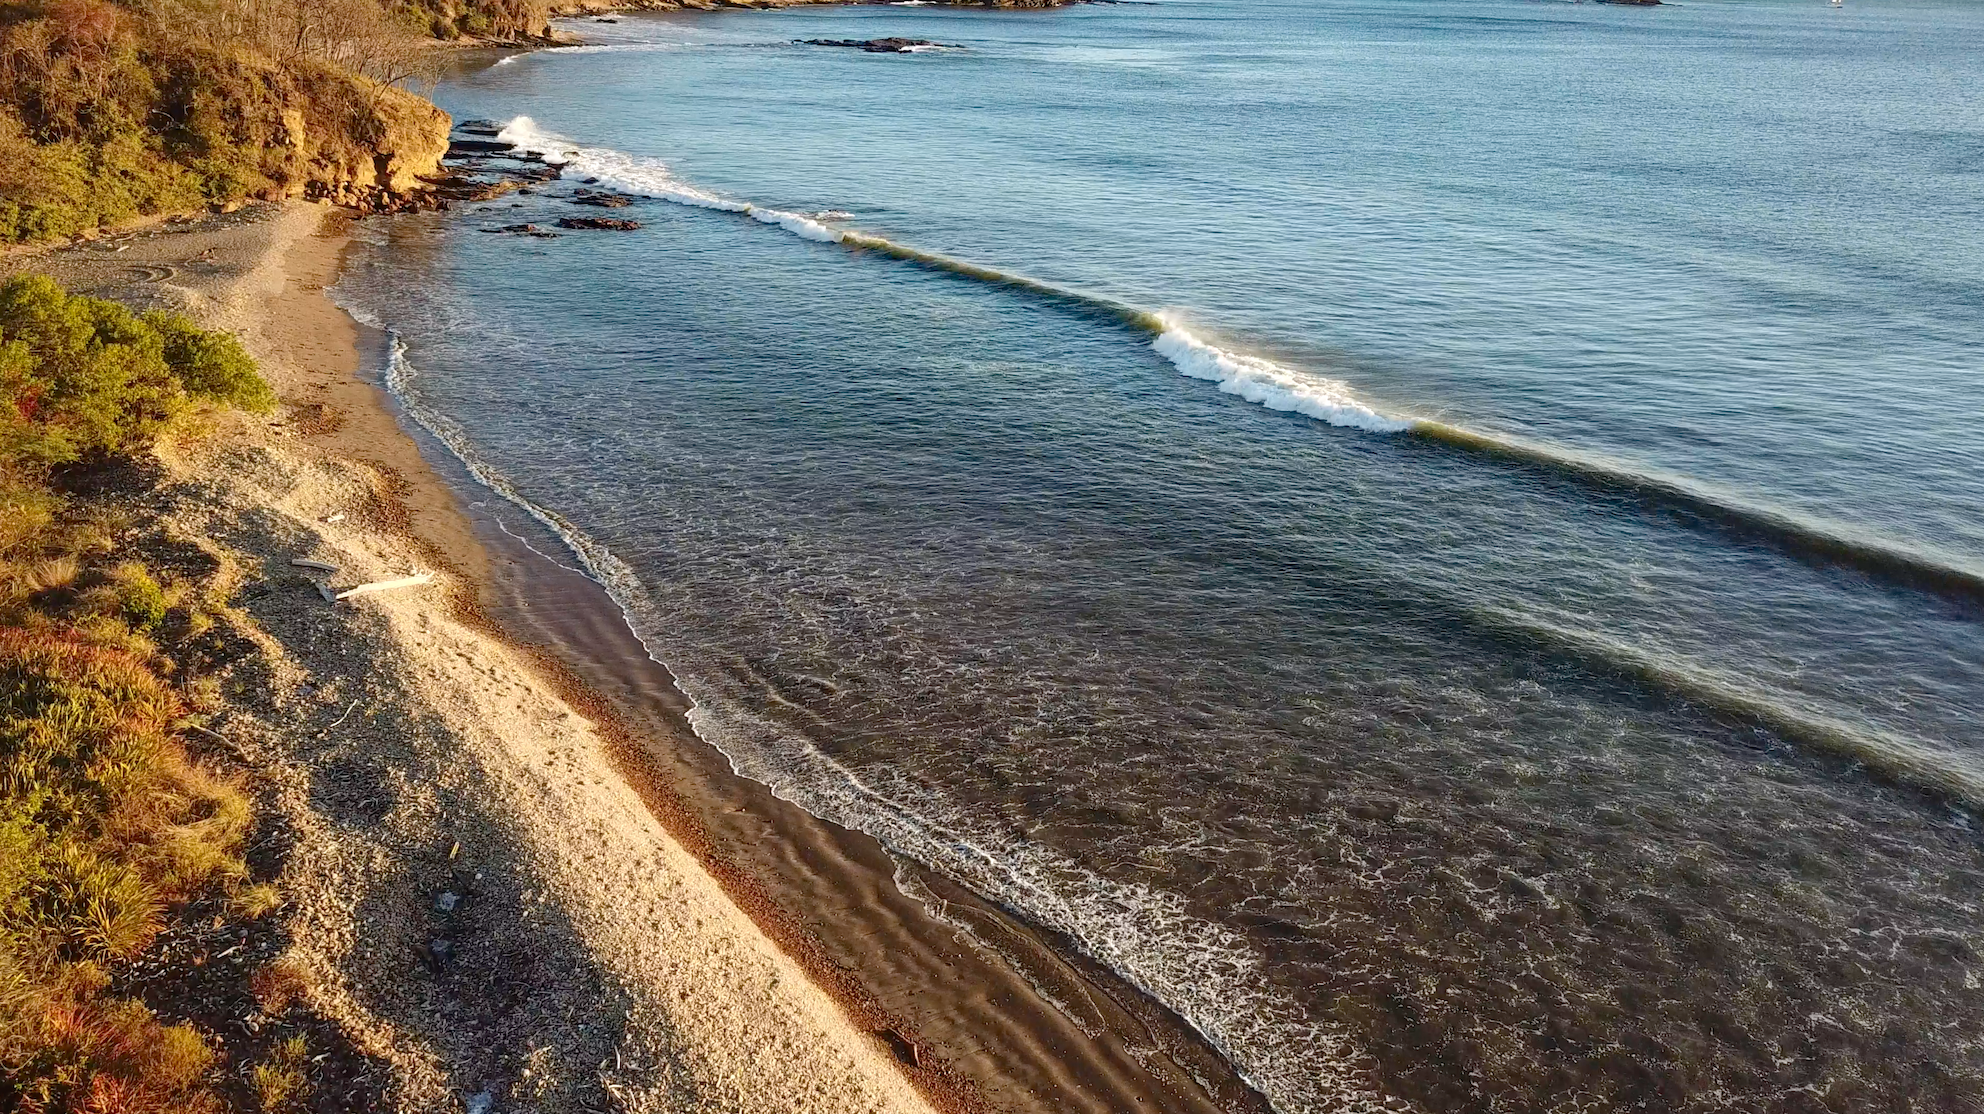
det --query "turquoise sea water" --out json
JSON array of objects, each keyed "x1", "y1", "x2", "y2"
[{"x1": 337, "y1": 1, "x2": 1984, "y2": 1109}]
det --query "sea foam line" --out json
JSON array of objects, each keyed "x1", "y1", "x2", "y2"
[
  {"x1": 494, "y1": 117, "x2": 1405, "y2": 433},
  {"x1": 491, "y1": 119, "x2": 1984, "y2": 601}
]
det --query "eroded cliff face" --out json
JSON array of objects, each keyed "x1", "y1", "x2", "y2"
[
  {"x1": 0, "y1": 30, "x2": 452, "y2": 241},
  {"x1": 299, "y1": 83, "x2": 453, "y2": 209}
]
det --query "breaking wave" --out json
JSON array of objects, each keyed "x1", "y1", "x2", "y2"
[{"x1": 490, "y1": 115, "x2": 1984, "y2": 609}]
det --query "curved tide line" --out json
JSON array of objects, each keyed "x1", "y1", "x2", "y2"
[
  {"x1": 492, "y1": 116, "x2": 1984, "y2": 608},
  {"x1": 354, "y1": 324, "x2": 1392, "y2": 1114}
]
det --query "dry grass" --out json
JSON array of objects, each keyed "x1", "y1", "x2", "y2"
[
  {"x1": 249, "y1": 956, "x2": 310, "y2": 1015},
  {"x1": 231, "y1": 882, "x2": 285, "y2": 921},
  {"x1": 248, "y1": 1035, "x2": 308, "y2": 1111},
  {"x1": 1, "y1": 276, "x2": 280, "y2": 1113}
]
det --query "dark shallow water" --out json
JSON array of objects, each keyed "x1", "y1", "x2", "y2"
[{"x1": 338, "y1": 1, "x2": 1984, "y2": 1109}]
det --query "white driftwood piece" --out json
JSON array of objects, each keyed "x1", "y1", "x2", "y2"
[
  {"x1": 290, "y1": 558, "x2": 339, "y2": 572},
  {"x1": 334, "y1": 572, "x2": 436, "y2": 602}
]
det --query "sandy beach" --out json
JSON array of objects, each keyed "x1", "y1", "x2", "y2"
[{"x1": 7, "y1": 203, "x2": 944, "y2": 1114}]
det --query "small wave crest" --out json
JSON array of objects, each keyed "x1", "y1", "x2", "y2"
[
  {"x1": 496, "y1": 116, "x2": 845, "y2": 242},
  {"x1": 1152, "y1": 316, "x2": 1412, "y2": 433},
  {"x1": 490, "y1": 117, "x2": 1415, "y2": 438},
  {"x1": 1487, "y1": 607, "x2": 1984, "y2": 808},
  {"x1": 1417, "y1": 422, "x2": 1984, "y2": 608},
  {"x1": 488, "y1": 116, "x2": 1984, "y2": 610}
]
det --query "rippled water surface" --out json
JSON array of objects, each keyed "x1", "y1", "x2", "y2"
[{"x1": 338, "y1": 1, "x2": 1984, "y2": 1109}]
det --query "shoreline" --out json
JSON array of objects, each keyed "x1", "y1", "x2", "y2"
[
  {"x1": 343, "y1": 207, "x2": 1276, "y2": 1107},
  {"x1": 7, "y1": 204, "x2": 944, "y2": 1114},
  {"x1": 10, "y1": 199, "x2": 1271, "y2": 1109}
]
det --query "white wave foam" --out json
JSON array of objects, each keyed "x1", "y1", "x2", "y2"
[
  {"x1": 496, "y1": 116, "x2": 846, "y2": 241},
  {"x1": 674, "y1": 698, "x2": 1397, "y2": 1114},
  {"x1": 489, "y1": 118, "x2": 1420, "y2": 443},
  {"x1": 541, "y1": 42, "x2": 689, "y2": 56},
  {"x1": 1152, "y1": 315, "x2": 1411, "y2": 433}
]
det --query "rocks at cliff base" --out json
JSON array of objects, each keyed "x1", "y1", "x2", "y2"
[
  {"x1": 446, "y1": 138, "x2": 515, "y2": 157},
  {"x1": 797, "y1": 38, "x2": 958, "y2": 53},
  {"x1": 432, "y1": 123, "x2": 564, "y2": 203},
  {"x1": 556, "y1": 217, "x2": 642, "y2": 231}
]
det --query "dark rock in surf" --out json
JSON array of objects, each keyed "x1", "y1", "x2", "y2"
[
  {"x1": 572, "y1": 189, "x2": 635, "y2": 208},
  {"x1": 446, "y1": 138, "x2": 516, "y2": 157},
  {"x1": 457, "y1": 119, "x2": 504, "y2": 137},
  {"x1": 797, "y1": 38, "x2": 957, "y2": 53},
  {"x1": 430, "y1": 177, "x2": 525, "y2": 202},
  {"x1": 556, "y1": 217, "x2": 641, "y2": 231},
  {"x1": 482, "y1": 223, "x2": 561, "y2": 238}
]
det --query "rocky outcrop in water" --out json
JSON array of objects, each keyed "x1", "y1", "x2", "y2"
[
  {"x1": 428, "y1": 121, "x2": 563, "y2": 204},
  {"x1": 481, "y1": 223, "x2": 562, "y2": 238},
  {"x1": 798, "y1": 37, "x2": 956, "y2": 53}
]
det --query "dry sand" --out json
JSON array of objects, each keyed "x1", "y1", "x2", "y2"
[{"x1": 9, "y1": 203, "x2": 942, "y2": 1114}]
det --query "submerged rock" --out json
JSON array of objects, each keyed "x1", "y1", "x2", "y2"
[
  {"x1": 481, "y1": 223, "x2": 561, "y2": 238},
  {"x1": 556, "y1": 217, "x2": 641, "y2": 231}
]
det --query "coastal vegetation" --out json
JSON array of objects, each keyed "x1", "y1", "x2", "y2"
[
  {"x1": 408, "y1": 0, "x2": 550, "y2": 41},
  {"x1": 0, "y1": 0, "x2": 466, "y2": 245},
  {"x1": 0, "y1": 274, "x2": 290, "y2": 1112},
  {"x1": 0, "y1": 0, "x2": 1091, "y2": 245}
]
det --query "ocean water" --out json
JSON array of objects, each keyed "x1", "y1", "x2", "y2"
[{"x1": 336, "y1": 1, "x2": 1984, "y2": 1109}]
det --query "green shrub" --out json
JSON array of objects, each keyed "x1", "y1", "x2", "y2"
[
  {"x1": 0, "y1": 274, "x2": 276, "y2": 482},
  {"x1": 107, "y1": 562, "x2": 165, "y2": 631},
  {"x1": 145, "y1": 310, "x2": 274, "y2": 411}
]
